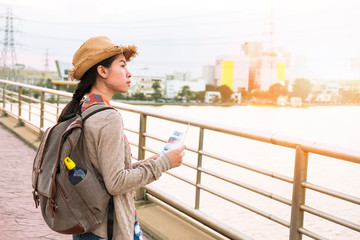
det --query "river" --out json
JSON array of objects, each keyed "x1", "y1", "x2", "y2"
[{"x1": 119, "y1": 105, "x2": 360, "y2": 240}]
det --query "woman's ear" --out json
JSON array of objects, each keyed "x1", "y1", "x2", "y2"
[{"x1": 97, "y1": 65, "x2": 108, "y2": 79}]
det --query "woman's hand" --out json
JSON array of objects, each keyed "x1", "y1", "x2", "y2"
[
  {"x1": 143, "y1": 154, "x2": 160, "y2": 163},
  {"x1": 165, "y1": 145, "x2": 186, "y2": 168}
]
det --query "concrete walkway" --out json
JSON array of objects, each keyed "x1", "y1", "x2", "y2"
[{"x1": 0, "y1": 124, "x2": 66, "y2": 239}]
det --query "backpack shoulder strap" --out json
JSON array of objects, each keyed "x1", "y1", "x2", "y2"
[{"x1": 81, "y1": 104, "x2": 116, "y2": 122}]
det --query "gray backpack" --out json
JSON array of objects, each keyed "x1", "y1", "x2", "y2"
[{"x1": 32, "y1": 104, "x2": 114, "y2": 234}]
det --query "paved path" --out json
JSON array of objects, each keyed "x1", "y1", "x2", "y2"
[
  {"x1": 0, "y1": 124, "x2": 67, "y2": 239},
  {"x1": 0, "y1": 124, "x2": 157, "y2": 240}
]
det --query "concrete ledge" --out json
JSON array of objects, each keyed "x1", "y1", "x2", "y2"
[
  {"x1": 136, "y1": 201, "x2": 221, "y2": 240},
  {"x1": 0, "y1": 113, "x2": 40, "y2": 150}
]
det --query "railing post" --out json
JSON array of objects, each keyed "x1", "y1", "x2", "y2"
[
  {"x1": 17, "y1": 86, "x2": 23, "y2": 126},
  {"x1": 56, "y1": 95, "x2": 60, "y2": 120},
  {"x1": 1, "y1": 83, "x2": 6, "y2": 115},
  {"x1": 135, "y1": 113, "x2": 147, "y2": 200},
  {"x1": 289, "y1": 146, "x2": 309, "y2": 240},
  {"x1": 195, "y1": 127, "x2": 204, "y2": 209},
  {"x1": 40, "y1": 91, "x2": 45, "y2": 130},
  {"x1": 29, "y1": 89, "x2": 32, "y2": 121}
]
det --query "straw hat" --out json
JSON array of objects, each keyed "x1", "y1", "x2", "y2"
[{"x1": 68, "y1": 36, "x2": 138, "y2": 80}]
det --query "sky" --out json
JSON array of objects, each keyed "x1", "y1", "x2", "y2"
[{"x1": 0, "y1": 0, "x2": 360, "y2": 80}]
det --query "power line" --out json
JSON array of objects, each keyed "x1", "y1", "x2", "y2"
[{"x1": 0, "y1": 5, "x2": 19, "y2": 80}]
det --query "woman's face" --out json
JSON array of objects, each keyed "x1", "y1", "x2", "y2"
[{"x1": 104, "y1": 54, "x2": 132, "y2": 93}]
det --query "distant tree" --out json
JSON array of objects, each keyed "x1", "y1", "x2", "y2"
[
  {"x1": 151, "y1": 80, "x2": 163, "y2": 101},
  {"x1": 216, "y1": 85, "x2": 233, "y2": 102},
  {"x1": 206, "y1": 84, "x2": 216, "y2": 91},
  {"x1": 194, "y1": 91, "x2": 205, "y2": 102},
  {"x1": 132, "y1": 92, "x2": 146, "y2": 101},
  {"x1": 292, "y1": 78, "x2": 312, "y2": 100},
  {"x1": 268, "y1": 83, "x2": 288, "y2": 101},
  {"x1": 113, "y1": 92, "x2": 125, "y2": 99},
  {"x1": 339, "y1": 88, "x2": 360, "y2": 103},
  {"x1": 178, "y1": 85, "x2": 194, "y2": 102},
  {"x1": 65, "y1": 85, "x2": 77, "y2": 93},
  {"x1": 47, "y1": 95, "x2": 56, "y2": 103},
  {"x1": 44, "y1": 79, "x2": 53, "y2": 89},
  {"x1": 33, "y1": 91, "x2": 40, "y2": 99}
]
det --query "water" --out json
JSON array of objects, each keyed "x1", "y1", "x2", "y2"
[{"x1": 120, "y1": 105, "x2": 360, "y2": 240}]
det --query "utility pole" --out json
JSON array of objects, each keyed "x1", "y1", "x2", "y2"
[
  {"x1": 1, "y1": 6, "x2": 18, "y2": 81},
  {"x1": 45, "y1": 49, "x2": 49, "y2": 71},
  {"x1": 261, "y1": 0, "x2": 276, "y2": 90}
]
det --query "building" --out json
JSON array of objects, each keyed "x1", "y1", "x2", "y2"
[
  {"x1": 131, "y1": 69, "x2": 166, "y2": 98},
  {"x1": 54, "y1": 60, "x2": 78, "y2": 86},
  {"x1": 166, "y1": 72, "x2": 191, "y2": 82},
  {"x1": 214, "y1": 55, "x2": 250, "y2": 92},
  {"x1": 202, "y1": 65, "x2": 216, "y2": 86},
  {"x1": 0, "y1": 64, "x2": 60, "y2": 85},
  {"x1": 204, "y1": 91, "x2": 221, "y2": 103},
  {"x1": 165, "y1": 78, "x2": 205, "y2": 99},
  {"x1": 241, "y1": 42, "x2": 262, "y2": 91}
]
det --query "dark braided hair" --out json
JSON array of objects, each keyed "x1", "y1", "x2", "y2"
[{"x1": 58, "y1": 54, "x2": 119, "y2": 122}]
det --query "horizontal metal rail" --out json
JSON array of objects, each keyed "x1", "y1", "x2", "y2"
[
  {"x1": 1, "y1": 79, "x2": 359, "y2": 240},
  {"x1": 198, "y1": 183, "x2": 291, "y2": 228},
  {"x1": 297, "y1": 228, "x2": 329, "y2": 240},
  {"x1": 302, "y1": 182, "x2": 360, "y2": 205},
  {"x1": 200, "y1": 149, "x2": 294, "y2": 184},
  {"x1": 124, "y1": 127, "x2": 139, "y2": 134},
  {"x1": 145, "y1": 185, "x2": 254, "y2": 240},
  {"x1": 300, "y1": 205, "x2": 360, "y2": 232},
  {"x1": 199, "y1": 166, "x2": 292, "y2": 206}
]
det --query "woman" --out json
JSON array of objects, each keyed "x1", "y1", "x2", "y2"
[{"x1": 59, "y1": 36, "x2": 185, "y2": 240}]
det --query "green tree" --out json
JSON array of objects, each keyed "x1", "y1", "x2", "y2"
[
  {"x1": 216, "y1": 85, "x2": 233, "y2": 102},
  {"x1": 113, "y1": 92, "x2": 125, "y2": 99},
  {"x1": 33, "y1": 91, "x2": 40, "y2": 99},
  {"x1": 47, "y1": 95, "x2": 56, "y2": 103},
  {"x1": 206, "y1": 84, "x2": 216, "y2": 91},
  {"x1": 65, "y1": 85, "x2": 77, "y2": 93},
  {"x1": 194, "y1": 91, "x2": 205, "y2": 102},
  {"x1": 44, "y1": 79, "x2": 53, "y2": 89},
  {"x1": 151, "y1": 80, "x2": 163, "y2": 101},
  {"x1": 267, "y1": 83, "x2": 287, "y2": 101},
  {"x1": 178, "y1": 85, "x2": 194, "y2": 102},
  {"x1": 292, "y1": 78, "x2": 312, "y2": 100},
  {"x1": 132, "y1": 92, "x2": 146, "y2": 101}
]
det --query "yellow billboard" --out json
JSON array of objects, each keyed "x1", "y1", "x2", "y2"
[
  {"x1": 220, "y1": 61, "x2": 234, "y2": 90},
  {"x1": 276, "y1": 63, "x2": 286, "y2": 82}
]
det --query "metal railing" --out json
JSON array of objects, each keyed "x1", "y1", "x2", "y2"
[{"x1": 1, "y1": 79, "x2": 359, "y2": 240}]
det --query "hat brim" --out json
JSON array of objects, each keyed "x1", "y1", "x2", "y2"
[{"x1": 69, "y1": 45, "x2": 138, "y2": 80}]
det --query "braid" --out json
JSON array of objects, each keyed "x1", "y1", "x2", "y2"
[{"x1": 58, "y1": 54, "x2": 119, "y2": 122}]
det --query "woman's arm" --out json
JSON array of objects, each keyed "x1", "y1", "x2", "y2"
[
  {"x1": 94, "y1": 111, "x2": 172, "y2": 195},
  {"x1": 132, "y1": 154, "x2": 160, "y2": 169}
]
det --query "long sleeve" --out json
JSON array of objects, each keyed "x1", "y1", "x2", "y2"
[{"x1": 85, "y1": 110, "x2": 172, "y2": 195}]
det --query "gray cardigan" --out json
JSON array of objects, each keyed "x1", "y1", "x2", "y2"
[{"x1": 83, "y1": 109, "x2": 171, "y2": 239}]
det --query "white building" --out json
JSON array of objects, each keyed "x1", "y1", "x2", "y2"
[
  {"x1": 202, "y1": 65, "x2": 216, "y2": 85},
  {"x1": 204, "y1": 91, "x2": 221, "y2": 103},
  {"x1": 131, "y1": 69, "x2": 166, "y2": 98},
  {"x1": 166, "y1": 71, "x2": 191, "y2": 81},
  {"x1": 165, "y1": 79, "x2": 205, "y2": 99}
]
